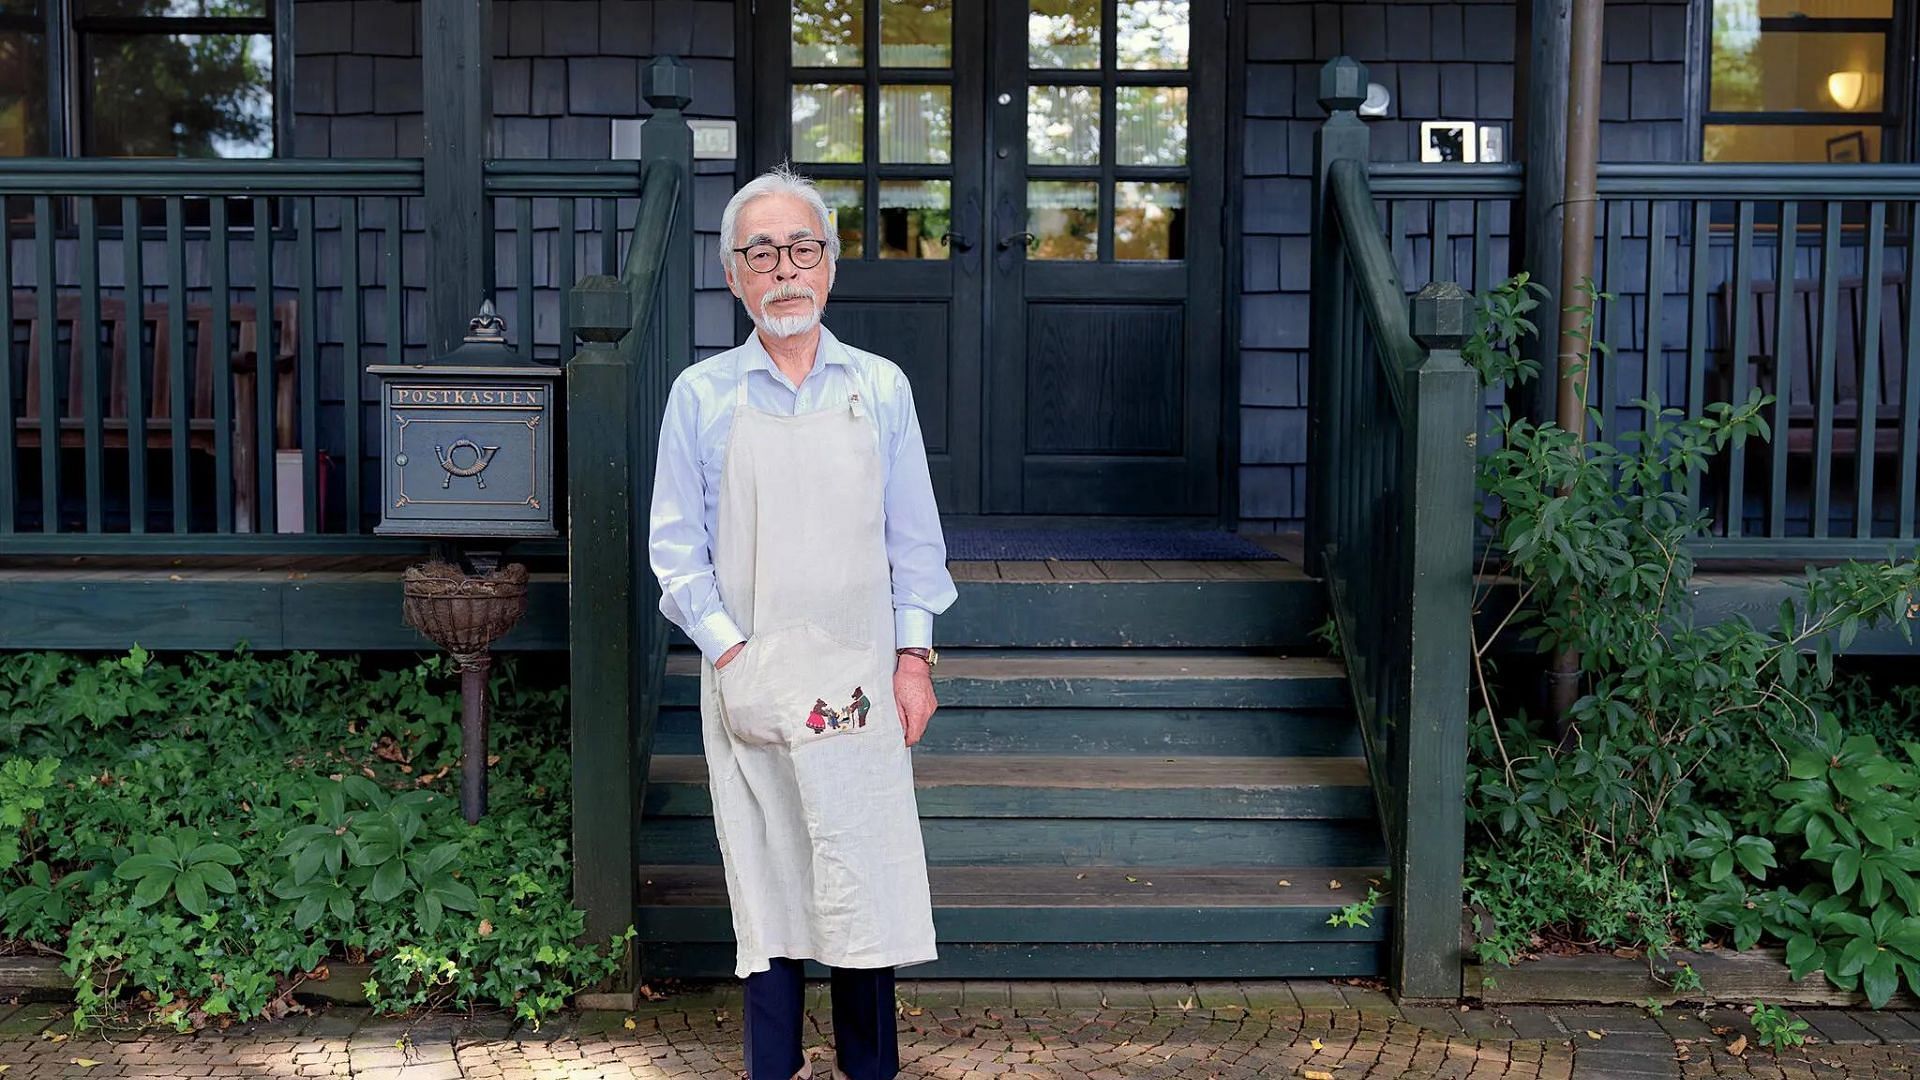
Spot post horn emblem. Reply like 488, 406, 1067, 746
436, 439, 500, 488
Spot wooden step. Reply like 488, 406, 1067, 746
662, 651, 1349, 709
638, 941, 1384, 980
635, 865, 1389, 943
650, 705, 1363, 757
658, 574, 1325, 650
643, 753, 1373, 819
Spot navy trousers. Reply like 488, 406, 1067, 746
742, 957, 897, 1080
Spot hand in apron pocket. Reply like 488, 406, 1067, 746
716, 622, 882, 749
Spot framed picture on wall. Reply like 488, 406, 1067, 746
1827, 131, 1867, 163
1420, 121, 1479, 163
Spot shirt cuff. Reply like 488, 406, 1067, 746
894, 607, 935, 650
690, 610, 747, 665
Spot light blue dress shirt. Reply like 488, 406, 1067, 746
648, 326, 958, 664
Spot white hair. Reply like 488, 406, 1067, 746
717, 163, 841, 272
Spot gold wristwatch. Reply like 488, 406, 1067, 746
896, 646, 938, 667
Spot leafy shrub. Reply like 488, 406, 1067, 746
1461, 277, 1920, 1005
0, 647, 629, 1028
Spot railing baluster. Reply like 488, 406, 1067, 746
298, 196, 320, 531
1901, 238, 1920, 540
1644, 201, 1666, 408
599, 196, 617, 274
253, 196, 276, 529
166, 198, 188, 532
384, 197, 404, 363
1727, 201, 1756, 538
1855, 200, 1886, 540
124, 196, 146, 533
1430, 199, 1451, 291
1769, 199, 1800, 539
1812, 202, 1841, 540
34, 195, 58, 533
1, 203, 16, 534
342, 196, 363, 535
558, 197, 576, 358
516, 197, 534, 355
77, 197, 102, 533
209, 198, 234, 533
1472, 200, 1492, 297
1601, 198, 1626, 440
1686, 200, 1712, 521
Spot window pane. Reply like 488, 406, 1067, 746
81, 0, 267, 16
880, 180, 951, 260
1028, 180, 1097, 260
1116, 86, 1186, 166
1116, 182, 1184, 260
0, 31, 46, 156
882, 0, 951, 67
1757, 0, 1889, 15
1029, 0, 1099, 69
794, 0, 863, 67
1710, 14, 1885, 112
1118, 0, 1188, 69
0, 0, 41, 14
792, 83, 864, 163
1028, 85, 1099, 166
817, 178, 865, 259
88, 33, 273, 157
880, 84, 951, 163
1704, 123, 1881, 162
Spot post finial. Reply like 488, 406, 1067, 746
1411, 281, 1473, 350
643, 56, 694, 112
1318, 57, 1369, 114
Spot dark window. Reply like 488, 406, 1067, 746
0, 0, 48, 155
1702, 0, 1905, 162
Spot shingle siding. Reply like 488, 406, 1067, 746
1236, 0, 1694, 532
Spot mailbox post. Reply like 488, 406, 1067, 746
370, 301, 558, 822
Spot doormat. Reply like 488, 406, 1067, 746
942, 527, 1282, 562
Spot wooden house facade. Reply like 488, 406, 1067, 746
3, 0, 1918, 999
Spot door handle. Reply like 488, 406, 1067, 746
998, 231, 1036, 252
941, 231, 974, 253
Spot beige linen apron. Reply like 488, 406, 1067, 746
700, 370, 938, 979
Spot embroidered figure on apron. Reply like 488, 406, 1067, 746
702, 375, 938, 978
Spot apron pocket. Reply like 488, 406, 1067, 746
716, 622, 882, 749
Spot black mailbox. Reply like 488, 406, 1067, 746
369, 302, 559, 538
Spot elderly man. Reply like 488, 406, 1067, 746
648, 165, 957, 1080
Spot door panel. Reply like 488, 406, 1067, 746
1025, 303, 1184, 454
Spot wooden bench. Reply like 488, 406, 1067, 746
1714, 273, 1908, 457
8, 292, 299, 529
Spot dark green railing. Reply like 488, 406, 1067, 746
1308, 59, 1478, 1001
1, 159, 655, 553
1368, 155, 1920, 561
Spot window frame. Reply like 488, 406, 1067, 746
1693, 0, 1916, 164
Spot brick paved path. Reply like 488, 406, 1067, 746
0, 982, 1917, 1078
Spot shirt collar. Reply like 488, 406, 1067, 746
739, 325, 850, 383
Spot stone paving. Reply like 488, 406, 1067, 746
0, 981, 1917, 1078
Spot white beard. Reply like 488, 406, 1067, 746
753, 286, 823, 338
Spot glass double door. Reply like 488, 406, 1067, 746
753, 0, 1222, 516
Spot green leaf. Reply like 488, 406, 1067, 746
174, 869, 210, 917
1866, 950, 1900, 1008
1711, 851, 1734, 883
328, 891, 355, 925
114, 854, 173, 881
1835, 849, 1863, 894
368, 859, 408, 903
187, 842, 242, 866
1838, 936, 1879, 978
292, 843, 327, 886
294, 891, 326, 931
197, 863, 237, 895
130, 868, 175, 907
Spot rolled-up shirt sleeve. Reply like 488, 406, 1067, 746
649, 374, 745, 664
882, 369, 958, 649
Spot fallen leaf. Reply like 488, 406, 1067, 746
1177, 996, 1194, 1011
1276, 879, 1292, 887
639, 984, 668, 1002
1303, 1070, 1335, 1080
71, 1060, 100, 1068
1125, 875, 1138, 882
478, 919, 493, 937
623, 1017, 636, 1030
1711, 1026, 1734, 1036
486, 754, 501, 766
1310, 1037, 1324, 1051
42, 1033, 67, 1043
1329, 880, 1342, 889
1586, 1031, 1603, 1040
1727, 1036, 1748, 1056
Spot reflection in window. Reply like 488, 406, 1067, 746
1028, 85, 1100, 166
1116, 182, 1184, 260
880, 84, 952, 163
794, 0, 863, 67
1705, 123, 1880, 162
87, 32, 273, 156
817, 178, 865, 259
1028, 0, 1099, 69
1116, 86, 1186, 166
880, 180, 951, 259
1117, 0, 1188, 69
0, 28, 46, 156
881, 0, 951, 67
1705, 0, 1895, 162
792, 83, 864, 163
1028, 180, 1097, 260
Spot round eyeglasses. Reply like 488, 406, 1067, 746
733, 239, 827, 274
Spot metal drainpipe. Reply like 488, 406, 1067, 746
1546, 0, 1605, 725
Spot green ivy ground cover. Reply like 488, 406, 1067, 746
1460, 276, 1920, 1007
0, 649, 628, 1029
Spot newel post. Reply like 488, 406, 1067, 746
641, 57, 696, 376
1397, 282, 1478, 1001
1306, 57, 1371, 572
566, 276, 638, 976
